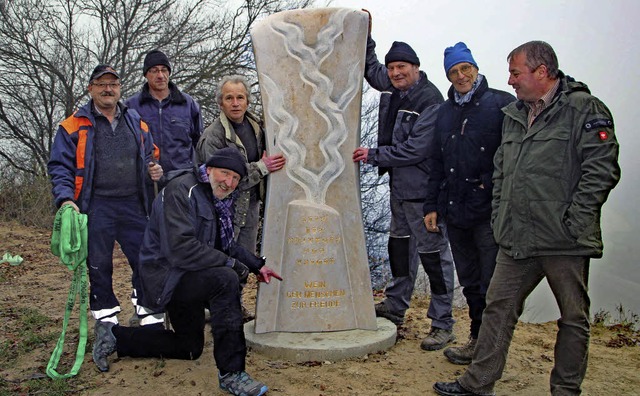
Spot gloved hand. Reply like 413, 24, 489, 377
227, 259, 249, 282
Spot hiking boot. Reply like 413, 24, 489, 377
92, 321, 117, 372
242, 305, 255, 323
374, 301, 404, 325
444, 336, 477, 365
420, 327, 455, 351
433, 380, 495, 396
219, 371, 268, 396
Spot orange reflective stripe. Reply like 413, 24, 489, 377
60, 114, 92, 135
74, 176, 83, 200
76, 129, 88, 170
60, 113, 92, 202
74, 127, 89, 200
153, 144, 160, 161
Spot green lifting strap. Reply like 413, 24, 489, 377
46, 205, 89, 379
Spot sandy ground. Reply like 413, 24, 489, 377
1, 222, 638, 395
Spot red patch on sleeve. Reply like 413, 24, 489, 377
598, 131, 608, 141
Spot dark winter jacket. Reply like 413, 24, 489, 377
364, 36, 444, 179
425, 77, 515, 227
367, 104, 441, 200
492, 73, 620, 259
125, 82, 203, 174
48, 101, 155, 213
137, 168, 264, 311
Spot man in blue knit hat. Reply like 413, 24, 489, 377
424, 42, 515, 365
353, 10, 456, 352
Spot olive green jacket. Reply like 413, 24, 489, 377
491, 74, 620, 259
196, 111, 268, 231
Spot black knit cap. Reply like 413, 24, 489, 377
90, 64, 119, 82
205, 147, 247, 178
385, 41, 420, 66
143, 50, 172, 75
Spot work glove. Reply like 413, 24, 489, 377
226, 259, 249, 282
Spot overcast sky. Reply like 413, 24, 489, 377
325, 0, 640, 321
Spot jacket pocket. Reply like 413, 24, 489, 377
528, 128, 571, 178
170, 117, 192, 142
195, 204, 216, 245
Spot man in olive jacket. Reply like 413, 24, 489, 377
434, 41, 620, 396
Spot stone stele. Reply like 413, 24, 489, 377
249, 8, 389, 347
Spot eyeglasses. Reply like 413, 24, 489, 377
448, 64, 474, 79
147, 67, 169, 74
91, 82, 121, 89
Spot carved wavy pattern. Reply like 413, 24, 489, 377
261, 9, 360, 204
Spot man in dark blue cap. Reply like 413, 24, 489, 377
90, 147, 282, 396
48, 63, 164, 367
352, 10, 456, 352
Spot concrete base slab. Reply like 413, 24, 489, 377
244, 317, 397, 363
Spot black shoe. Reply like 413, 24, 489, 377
374, 301, 404, 325
433, 381, 495, 396
92, 321, 117, 372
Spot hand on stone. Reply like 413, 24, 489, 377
352, 147, 369, 163
257, 265, 283, 284
424, 211, 440, 233
148, 162, 163, 182
261, 152, 286, 173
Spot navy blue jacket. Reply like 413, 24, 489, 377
424, 77, 515, 227
48, 101, 155, 212
125, 82, 203, 174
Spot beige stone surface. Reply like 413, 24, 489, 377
252, 8, 376, 333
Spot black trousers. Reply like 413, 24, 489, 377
447, 221, 498, 338
113, 266, 246, 373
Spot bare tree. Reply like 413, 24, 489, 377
0, 0, 312, 177
357, 88, 391, 284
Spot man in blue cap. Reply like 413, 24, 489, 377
353, 10, 456, 352
424, 42, 515, 365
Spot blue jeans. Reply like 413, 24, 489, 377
459, 250, 590, 395
447, 221, 498, 338
383, 198, 455, 330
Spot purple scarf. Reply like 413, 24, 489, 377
198, 165, 235, 251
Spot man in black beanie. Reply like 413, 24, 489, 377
126, 49, 203, 192
353, 10, 456, 352
125, 49, 203, 326
91, 147, 282, 396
